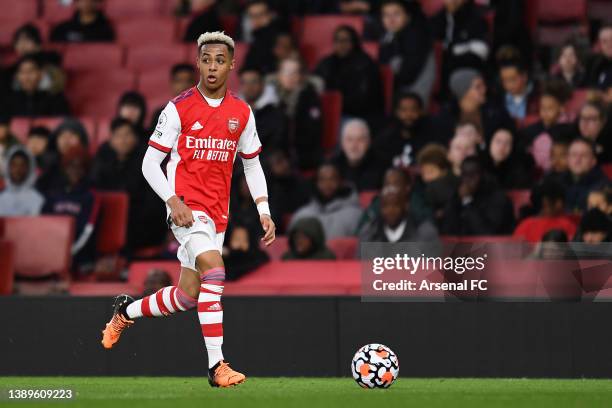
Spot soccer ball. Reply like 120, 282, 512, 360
351, 343, 399, 388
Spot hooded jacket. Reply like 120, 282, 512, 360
282, 217, 336, 260
0, 146, 44, 216
290, 186, 363, 239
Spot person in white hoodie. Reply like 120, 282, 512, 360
0, 145, 44, 216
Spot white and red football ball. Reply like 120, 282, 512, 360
351, 343, 399, 388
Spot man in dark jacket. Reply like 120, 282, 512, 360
242, 0, 288, 74
239, 67, 288, 155
379, 0, 434, 102
8, 55, 70, 117
315, 25, 383, 120
332, 118, 386, 191
183, 0, 223, 42
543, 137, 610, 213
440, 155, 515, 235
50, 0, 115, 42
586, 24, 612, 89
375, 92, 436, 167
282, 217, 336, 260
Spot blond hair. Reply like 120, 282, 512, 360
197, 31, 235, 53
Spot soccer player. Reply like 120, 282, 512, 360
100, 32, 276, 387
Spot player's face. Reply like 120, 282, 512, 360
197, 44, 234, 93
8, 155, 28, 185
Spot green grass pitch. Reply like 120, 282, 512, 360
1, 377, 612, 408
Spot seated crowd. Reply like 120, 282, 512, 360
1, 0, 612, 283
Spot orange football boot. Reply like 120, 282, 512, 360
101, 295, 134, 349
208, 361, 246, 387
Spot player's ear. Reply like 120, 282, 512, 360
230, 57, 235, 70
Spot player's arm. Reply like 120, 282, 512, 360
239, 108, 275, 246
142, 102, 194, 228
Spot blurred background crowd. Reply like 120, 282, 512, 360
1, 0, 612, 294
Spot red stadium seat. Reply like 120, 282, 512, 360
380, 65, 394, 115
220, 14, 238, 37
138, 67, 171, 94
0, 240, 15, 295
126, 44, 187, 72
602, 164, 612, 180
104, 0, 163, 20
507, 189, 532, 218
419, 0, 444, 16
564, 88, 589, 120
95, 117, 113, 149
128, 261, 181, 294
116, 18, 177, 47
0, 0, 37, 23
321, 91, 343, 153
260, 236, 289, 261
358, 190, 378, 209
531, 0, 588, 46
441, 236, 523, 244
69, 282, 137, 296
3, 216, 75, 280
518, 114, 540, 128
66, 69, 137, 102
299, 15, 364, 50
95, 192, 128, 255
362, 41, 379, 60
536, 0, 587, 23
10, 117, 31, 143
63, 44, 124, 70
328, 237, 358, 259
42, 0, 74, 23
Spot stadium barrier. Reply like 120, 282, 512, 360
1, 297, 612, 378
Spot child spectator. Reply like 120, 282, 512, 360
587, 188, 612, 216
447, 131, 477, 176
26, 126, 53, 173
290, 162, 362, 239
574, 208, 612, 244
514, 180, 577, 243
223, 224, 270, 280
50, 0, 115, 43
0, 147, 44, 216
42, 146, 99, 275
282, 217, 336, 260
498, 59, 539, 120
116, 91, 148, 142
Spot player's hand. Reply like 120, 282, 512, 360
260, 214, 276, 246
167, 196, 194, 228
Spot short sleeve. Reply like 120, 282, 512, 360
148, 102, 181, 153
237, 107, 262, 159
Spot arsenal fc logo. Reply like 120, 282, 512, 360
228, 117, 239, 133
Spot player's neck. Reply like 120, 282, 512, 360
197, 81, 226, 100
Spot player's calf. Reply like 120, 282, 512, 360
125, 286, 197, 319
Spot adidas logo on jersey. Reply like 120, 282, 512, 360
207, 302, 222, 311
191, 121, 203, 130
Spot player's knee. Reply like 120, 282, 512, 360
179, 280, 200, 300
200, 266, 226, 284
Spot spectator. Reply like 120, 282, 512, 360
379, 0, 434, 105
447, 131, 477, 176
11, 24, 64, 93
264, 150, 309, 233
229, 173, 262, 238
544, 137, 609, 213
586, 24, 612, 89
183, 0, 223, 42
149, 64, 197, 131
90, 118, 167, 253
529, 229, 571, 260
0, 146, 44, 216
26, 126, 54, 173
242, 0, 288, 74
7, 55, 70, 117
239, 67, 288, 155
50, 0, 115, 43
0, 116, 19, 178
272, 32, 300, 62
587, 188, 612, 216
455, 120, 484, 150
37, 118, 90, 194
290, 162, 362, 239
498, 59, 539, 120
223, 223, 270, 280
332, 118, 386, 191
116, 91, 148, 142
431, 0, 490, 93
513, 180, 577, 243
362, 185, 438, 242
482, 128, 534, 189
521, 80, 573, 172
549, 140, 570, 177
440, 156, 515, 235
577, 100, 611, 163
490, 0, 533, 68
436, 68, 514, 143
375, 92, 436, 167
338, 0, 382, 40
553, 40, 586, 89
143, 269, 173, 296
282, 217, 336, 260
416, 143, 458, 223
42, 146, 99, 274
269, 56, 323, 170
315, 25, 383, 119
574, 208, 612, 244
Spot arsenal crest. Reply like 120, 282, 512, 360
228, 117, 239, 133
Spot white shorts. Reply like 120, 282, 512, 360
171, 211, 225, 271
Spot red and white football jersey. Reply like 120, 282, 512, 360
148, 87, 262, 233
